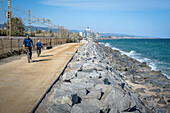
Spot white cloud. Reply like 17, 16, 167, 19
40, 0, 170, 11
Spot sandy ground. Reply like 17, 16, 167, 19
126, 80, 170, 108
0, 43, 82, 113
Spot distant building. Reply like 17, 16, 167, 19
85, 27, 91, 37
79, 31, 84, 37
93, 31, 101, 39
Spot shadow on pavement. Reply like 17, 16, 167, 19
39, 55, 53, 57
32, 59, 52, 62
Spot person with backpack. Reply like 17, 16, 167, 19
36, 40, 43, 57
23, 34, 33, 61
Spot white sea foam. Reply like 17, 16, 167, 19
129, 50, 136, 55
101, 42, 170, 79
105, 43, 112, 47
162, 73, 170, 79
112, 47, 121, 51
118, 49, 158, 71
98, 42, 104, 45
99, 42, 112, 48
109, 45, 160, 71
149, 62, 158, 71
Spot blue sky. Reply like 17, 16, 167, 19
8, 0, 170, 38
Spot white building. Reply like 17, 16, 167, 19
92, 31, 101, 39
85, 27, 91, 37
79, 31, 84, 37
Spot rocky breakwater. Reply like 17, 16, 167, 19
36, 39, 154, 113
97, 43, 170, 113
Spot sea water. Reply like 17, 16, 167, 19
99, 39, 170, 79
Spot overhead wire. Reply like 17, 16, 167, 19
0, 0, 70, 33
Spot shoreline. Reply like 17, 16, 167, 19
97, 38, 170, 40
35, 38, 169, 113
98, 42, 170, 112
98, 41, 170, 80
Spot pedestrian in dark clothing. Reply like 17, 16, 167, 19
23, 34, 33, 60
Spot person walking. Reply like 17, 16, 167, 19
23, 34, 33, 62
36, 40, 43, 57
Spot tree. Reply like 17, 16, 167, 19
50, 30, 53, 33
37, 30, 42, 33
57, 26, 69, 38
0, 28, 7, 36
5, 17, 25, 36
69, 33, 81, 42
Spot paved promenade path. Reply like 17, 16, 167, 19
0, 43, 82, 113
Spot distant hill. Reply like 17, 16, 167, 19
24, 26, 58, 33
0, 24, 5, 28
0, 24, 159, 38
69, 30, 80, 33
0, 24, 80, 33
101, 33, 142, 37
24, 26, 80, 33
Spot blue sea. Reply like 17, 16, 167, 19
99, 39, 170, 79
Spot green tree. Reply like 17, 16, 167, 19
37, 30, 42, 33
50, 30, 53, 33
5, 17, 25, 36
0, 28, 7, 36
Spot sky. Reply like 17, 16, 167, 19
6, 0, 170, 38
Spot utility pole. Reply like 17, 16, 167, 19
28, 10, 31, 35
58, 25, 60, 38
48, 19, 50, 33
6, 0, 11, 38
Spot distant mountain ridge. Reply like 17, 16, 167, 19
24, 26, 80, 33
0, 24, 159, 38
101, 33, 153, 38
0, 24, 80, 33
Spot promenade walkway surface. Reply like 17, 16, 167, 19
0, 43, 82, 113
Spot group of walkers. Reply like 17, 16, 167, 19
23, 34, 43, 63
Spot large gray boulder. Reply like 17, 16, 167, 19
102, 87, 137, 112
62, 70, 77, 81
70, 76, 102, 86
82, 99, 110, 113
49, 103, 71, 113
70, 77, 89, 83
109, 106, 119, 113
85, 89, 102, 100
71, 103, 101, 113
90, 84, 113, 95
60, 82, 94, 92
76, 71, 101, 79
82, 63, 105, 72
52, 89, 78, 106
69, 62, 83, 71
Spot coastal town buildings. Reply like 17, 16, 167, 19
79, 31, 84, 38
85, 27, 91, 37
92, 31, 101, 39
